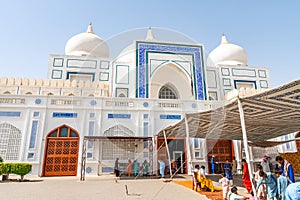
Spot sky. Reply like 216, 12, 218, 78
0, 0, 299, 87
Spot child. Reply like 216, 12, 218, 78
255, 165, 267, 200
227, 166, 233, 186
219, 173, 230, 200
275, 170, 291, 200
228, 186, 245, 200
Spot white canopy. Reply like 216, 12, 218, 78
157, 79, 300, 197
157, 79, 300, 142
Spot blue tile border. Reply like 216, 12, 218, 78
136, 41, 206, 100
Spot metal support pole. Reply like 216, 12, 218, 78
237, 97, 257, 199
163, 130, 172, 176
80, 138, 87, 181
184, 114, 192, 175
149, 138, 153, 176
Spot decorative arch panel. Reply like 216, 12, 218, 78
0, 123, 22, 161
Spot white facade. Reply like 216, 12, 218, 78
1, 24, 293, 177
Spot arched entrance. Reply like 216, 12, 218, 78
43, 125, 79, 176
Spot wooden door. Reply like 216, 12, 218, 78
207, 139, 233, 174
43, 125, 79, 176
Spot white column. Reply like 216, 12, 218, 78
237, 97, 257, 198
184, 114, 192, 175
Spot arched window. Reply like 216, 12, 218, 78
3, 91, 11, 94
47, 125, 79, 138
159, 85, 178, 99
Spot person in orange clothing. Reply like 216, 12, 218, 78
126, 159, 132, 176
241, 159, 252, 193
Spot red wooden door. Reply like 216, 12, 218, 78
43, 125, 79, 176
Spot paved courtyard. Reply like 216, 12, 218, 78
0, 175, 208, 200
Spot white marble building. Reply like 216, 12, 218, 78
0, 24, 294, 177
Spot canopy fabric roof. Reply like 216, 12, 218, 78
248, 138, 300, 148
157, 79, 300, 142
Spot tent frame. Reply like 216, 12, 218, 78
80, 136, 153, 181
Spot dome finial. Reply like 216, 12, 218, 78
87, 22, 93, 34
221, 33, 229, 44
146, 27, 155, 40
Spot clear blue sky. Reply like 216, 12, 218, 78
0, 0, 299, 87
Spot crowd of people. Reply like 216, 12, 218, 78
114, 158, 150, 177
207, 154, 297, 200
114, 154, 298, 199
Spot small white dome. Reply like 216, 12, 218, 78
207, 34, 248, 67
65, 23, 109, 57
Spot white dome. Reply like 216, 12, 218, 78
65, 24, 109, 57
207, 34, 248, 67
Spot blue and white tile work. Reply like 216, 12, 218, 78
136, 41, 206, 100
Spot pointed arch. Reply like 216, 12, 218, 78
150, 62, 192, 99
46, 124, 79, 138
0, 123, 22, 161
104, 125, 134, 137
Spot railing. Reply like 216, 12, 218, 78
51, 99, 81, 105
105, 100, 134, 107
158, 102, 181, 108
0, 98, 25, 104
